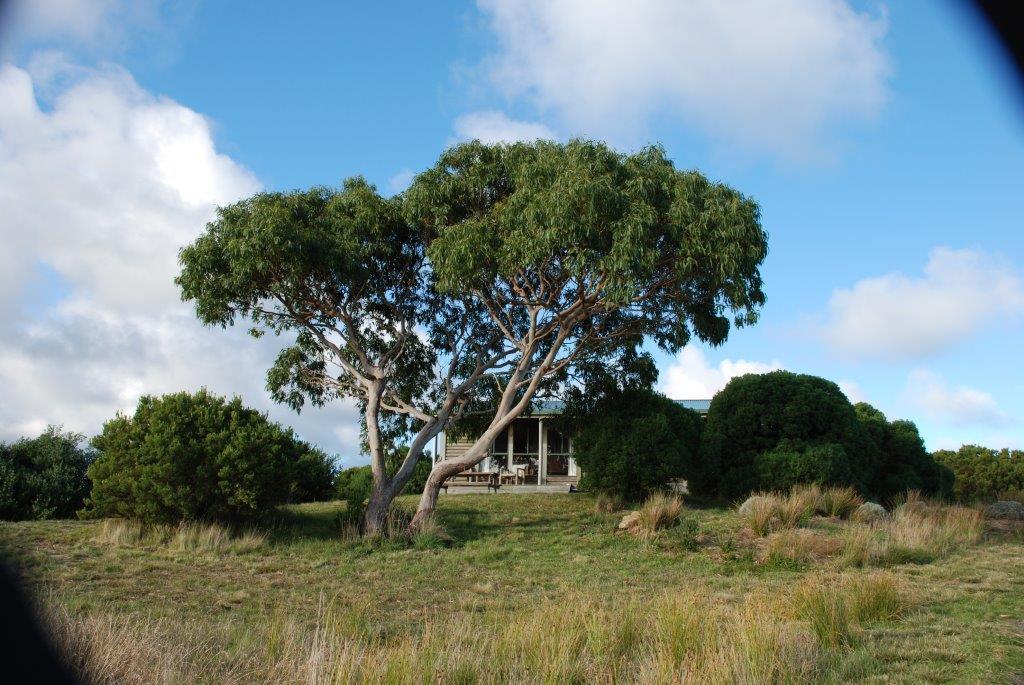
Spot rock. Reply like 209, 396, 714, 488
738, 495, 772, 517
618, 511, 641, 530
984, 500, 1024, 521
852, 501, 888, 523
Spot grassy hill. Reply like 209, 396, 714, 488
2, 493, 1023, 683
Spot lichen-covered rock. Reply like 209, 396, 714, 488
738, 495, 773, 517
617, 511, 641, 530
984, 500, 1024, 520
852, 501, 888, 523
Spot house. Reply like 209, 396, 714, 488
434, 399, 711, 492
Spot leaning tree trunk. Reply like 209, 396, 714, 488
362, 483, 396, 537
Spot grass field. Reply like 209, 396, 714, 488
2, 493, 1023, 683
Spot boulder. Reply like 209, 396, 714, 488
617, 511, 641, 530
851, 501, 888, 523
984, 500, 1024, 521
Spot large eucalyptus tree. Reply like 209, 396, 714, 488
404, 140, 768, 527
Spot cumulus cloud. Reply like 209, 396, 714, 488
823, 248, 1024, 361
905, 369, 1011, 428
0, 0, 175, 51
387, 168, 415, 195
658, 347, 783, 399
476, 0, 889, 158
0, 61, 362, 461
450, 110, 556, 145
837, 379, 866, 404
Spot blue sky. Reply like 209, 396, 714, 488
1, 0, 1022, 461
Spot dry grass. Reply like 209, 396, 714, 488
789, 572, 906, 648
593, 492, 626, 513
632, 492, 684, 540
94, 519, 266, 555
777, 487, 818, 528
816, 486, 864, 518
739, 493, 782, 536
762, 528, 843, 565
45, 583, 870, 685
840, 502, 984, 567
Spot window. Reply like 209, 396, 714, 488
546, 426, 571, 455
511, 418, 539, 464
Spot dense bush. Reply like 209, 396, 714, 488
85, 390, 333, 525
854, 404, 953, 500
933, 445, 1024, 502
570, 388, 703, 502
696, 372, 879, 499
0, 427, 94, 520
289, 448, 338, 503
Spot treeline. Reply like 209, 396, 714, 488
1, 390, 336, 524
573, 370, 1016, 505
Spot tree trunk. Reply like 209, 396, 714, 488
362, 483, 394, 537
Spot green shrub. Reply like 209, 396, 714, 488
753, 442, 855, 493
855, 404, 953, 500
289, 448, 338, 503
932, 444, 1024, 503
334, 465, 373, 522
697, 372, 879, 499
570, 388, 702, 502
85, 390, 328, 525
0, 426, 94, 520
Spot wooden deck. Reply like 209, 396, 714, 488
442, 481, 578, 495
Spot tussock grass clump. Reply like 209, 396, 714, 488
94, 519, 266, 555
593, 492, 626, 514
634, 493, 684, 539
790, 572, 906, 648
777, 488, 817, 528
839, 502, 984, 567
817, 486, 864, 518
739, 493, 782, 536
763, 528, 843, 565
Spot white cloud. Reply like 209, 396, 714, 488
905, 369, 1011, 428
387, 168, 415, 195
0, 60, 362, 462
823, 248, 1024, 361
837, 379, 866, 404
658, 347, 783, 399
450, 110, 556, 145
476, 0, 889, 158
1, 0, 171, 50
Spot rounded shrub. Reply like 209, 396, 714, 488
85, 390, 332, 525
696, 371, 880, 499
570, 388, 703, 502
0, 426, 94, 521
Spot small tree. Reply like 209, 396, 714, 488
0, 427, 94, 521
85, 390, 328, 525
568, 388, 702, 502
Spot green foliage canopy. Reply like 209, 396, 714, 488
854, 403, 953, 500
85, 390, 335, 525
697, 371, 880, 499
933, 445, 1024, 502
569, 388, 703, 502
0, 426, 94, 521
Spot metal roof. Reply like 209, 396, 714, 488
530, 398, 711, 415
